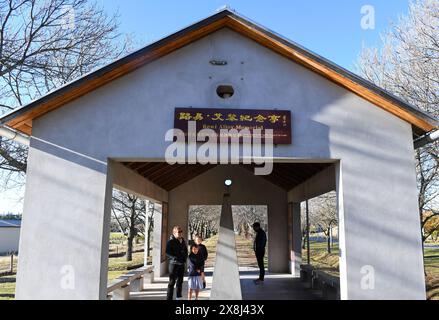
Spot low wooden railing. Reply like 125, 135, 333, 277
107, 265, 154, 300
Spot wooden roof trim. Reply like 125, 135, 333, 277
3, 15, 229, 130
1, 10, 436, 134
224, 16, 436, 132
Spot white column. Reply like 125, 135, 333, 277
336, 159, 426, 300
16, 144, 112, 299
152, 202, 165, 278
335, 161, 349, 300
211, 191, 242, 300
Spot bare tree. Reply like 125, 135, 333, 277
301, 203, 308, 250
301, 201, 321, 250
309, 193, 337, 253
0, 0, 128, 187
187, 205, 268, 241
232, 205, 267, 239
357, 0, 439, 245
145, 202, 154, 258
111, 189, 146, 261
188, 205, 220, 241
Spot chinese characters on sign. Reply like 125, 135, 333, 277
174, 108, 292, 144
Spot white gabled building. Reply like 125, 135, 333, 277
0, 220, 21, 254
0, 9, 437, 300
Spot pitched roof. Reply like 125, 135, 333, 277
0, 9, 437, 136
0, 220, 21, 228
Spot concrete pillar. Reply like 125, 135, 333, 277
140, 277, 147, 291
15, 144, 112, 300
112, 285, 130, 300
211, 190, 242, 300
141, 272, 154, 287
335, 161, 426, 300
288, 202, 302, 277
335, 162, 348, 299
130, 278, 142, 292
152, 204, 166, 277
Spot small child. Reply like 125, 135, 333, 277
187, 244, 204, 300
194, 234, 208, 289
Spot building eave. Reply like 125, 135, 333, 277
0, 9, 437, 136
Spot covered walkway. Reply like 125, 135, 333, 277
129, 268, 322, 300
5, 8, 434, 300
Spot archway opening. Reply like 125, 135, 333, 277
187, 205, 268, 270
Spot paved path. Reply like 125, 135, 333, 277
240, 270, 322, 300
130, 267, 322, 300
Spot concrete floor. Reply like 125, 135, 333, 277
129, 267, 323, 300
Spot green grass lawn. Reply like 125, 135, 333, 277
203, 233, 268, 268
302, 240, 340, 277
0, 254, 18, 300
0, 254, 18, 274
0, 275, 15, 300
303, 240, 439, 300
424, 246, 439, 300
106, 237, 152, 282
107, 250, 151, 282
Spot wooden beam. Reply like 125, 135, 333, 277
160, 164, 216, 190
138, 162, 169, 177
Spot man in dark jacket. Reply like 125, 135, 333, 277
166, 225, 188, 300
252, 222, 267, 284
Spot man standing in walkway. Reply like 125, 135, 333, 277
166, 225, 188, 300
252, 222, 267, 285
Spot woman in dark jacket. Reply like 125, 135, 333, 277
187, 244, 204, 300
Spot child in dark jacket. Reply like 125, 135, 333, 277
195, 234, 208, 288
187, 244, 204, 300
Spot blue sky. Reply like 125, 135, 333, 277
101, 0, 410, 71
0, 0, 412, 215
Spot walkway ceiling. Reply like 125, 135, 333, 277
122, 162, 332, 191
